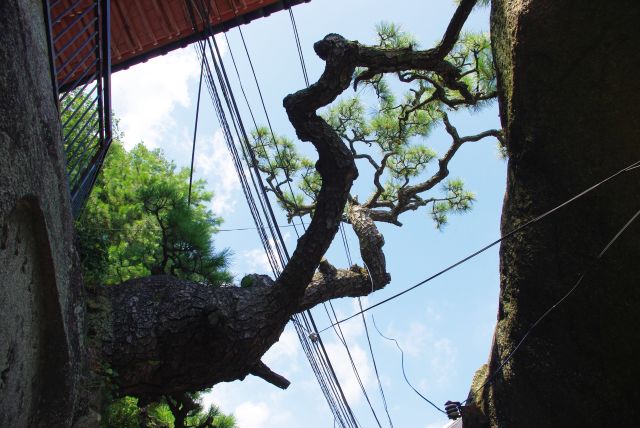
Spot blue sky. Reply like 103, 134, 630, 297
111, 1, 505, 426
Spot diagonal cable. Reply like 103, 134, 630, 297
320, 159, 640, 332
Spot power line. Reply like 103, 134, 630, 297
361, 263, 394, 427
223, 12, 367, 427
185, 2, 362, 425
188, 51, 205, 206
285, 7, 396, 426
359, 298, 394, 428
324, 301, 384, 428
235, 25, 308, 239
319, 159, 640, 333
289, 8, 310, 87
372, 316, 447, 414
186, 0, 283, 278
223, 30, 359, 428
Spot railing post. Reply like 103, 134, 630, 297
102, 0, 112, 144
96, 0, 105, 145
43, 0, 60, 108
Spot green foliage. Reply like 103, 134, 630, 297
387, 146, 437, 179
185, 403, 238, 428
76, 141, 231, 286
431, 179, 476, 228
448, 32, 496, 101
102, 395, 237, 428
249, 24, 498, 229
102, 396, 140, 428
77, 140, 233, 428
375, 22, 419, 49
248, 127, 314, 217
240, 274, 254, 288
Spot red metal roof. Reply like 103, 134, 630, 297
50, 0, 309, 91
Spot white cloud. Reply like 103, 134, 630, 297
384, 321, 429, 358
241, 247, 272, 274
380, 318, 457, 385
112, 47, 200, 149
234, 401, 270, 428
209, 33, 228, 60
202, 381, 296, 428
430, 338, 457, 383
194, 130, 240, 215
240, 235, 292, 275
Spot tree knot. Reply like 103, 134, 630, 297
314, 33, 348, 60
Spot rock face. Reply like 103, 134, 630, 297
465, 0, 640, 426
0, 0, 84, 426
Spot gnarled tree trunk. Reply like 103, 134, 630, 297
464, 0, 640, 426
98, 0, 481, 399
99, 32, 391, 401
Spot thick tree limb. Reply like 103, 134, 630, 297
101, 32, 372, 401
102, 203, 392, 400
103, 256, 387, 398
353, 0, 478, 87
276, 34, 359, 306
98, 2, 478, 400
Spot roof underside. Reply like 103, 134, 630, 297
50, 0, 309, 91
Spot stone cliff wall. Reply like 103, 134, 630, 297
465, 0, 640, 426
0, 0, 85, 425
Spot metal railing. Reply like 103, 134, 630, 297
45, 0, 112, 218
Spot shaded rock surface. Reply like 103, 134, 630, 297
0, 0, 85, 425
465, 0, 640, 426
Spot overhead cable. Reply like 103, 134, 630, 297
185, 1, 361, 425
319, 159, 640, 333
463, 203, 640, 403
324, 301, 384, 428
286, 8, 396, 426
372, 316, 447, 415
188, 51, 205, 206
223, 14, 361, 427
236, 25, 307, 238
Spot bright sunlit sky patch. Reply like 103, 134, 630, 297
111, 1, 505, 426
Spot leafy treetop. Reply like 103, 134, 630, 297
76, 141, 231, 286
249, 24, 501, 229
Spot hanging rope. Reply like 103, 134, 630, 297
372, 317, 447, 415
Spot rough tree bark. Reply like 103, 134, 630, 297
100, 0, 480, 401
462, 0, 640, 426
